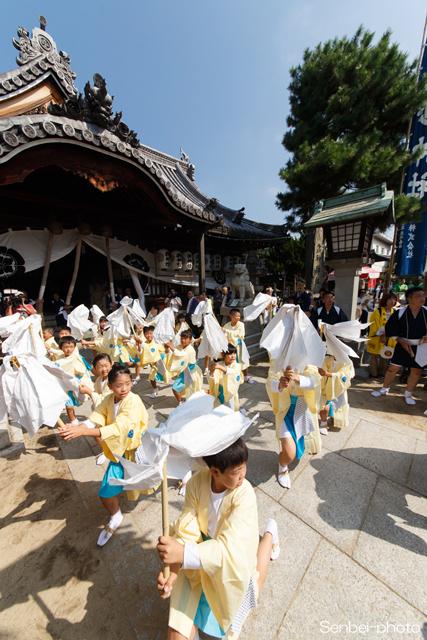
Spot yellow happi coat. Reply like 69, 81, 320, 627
169, 467, 259, 639
167, 344, 203, 398
208, 361, 243, 411
138, 339, 171, 383
91, 375, 113, 408
89, 392, 149, 500
56, 349, 94, 404
45, 335, 59, 361
367, 307, 397, 355
266, 364, 322, 454
320, 356, 354, 428
223, 321, 249, 370
94, 330, 120, 362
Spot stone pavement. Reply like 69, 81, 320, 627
52, 362, 427, 638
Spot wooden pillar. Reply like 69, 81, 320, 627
198, 232, 205, 294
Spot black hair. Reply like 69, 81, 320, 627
108, 363, 131, 384
143, 325, 154, 335
202, 438, 248, 474
99, 316, 108, 323
222, 343, 237, 355
406, 286, 425, 299
42, 325, 54, 334
59, 336, 77, 347
230, 308, 241, 316
58, 325, 71, 333
93, 353, 112, 367
151, 305, 160, 312
177, 313, 186, 321
180, 328, 193, 339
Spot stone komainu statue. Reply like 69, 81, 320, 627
230, 264, 255, 303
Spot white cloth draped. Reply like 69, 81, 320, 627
110, 392, 258, 491
243, 293, 272, 322
197, 314, 229, 359
153, 307, 176, 344
321, 320, 370, 363
67, 304, 93, 340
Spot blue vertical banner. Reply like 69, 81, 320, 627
395, 37, 427, 276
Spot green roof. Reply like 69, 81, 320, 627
305, 183, 395, 228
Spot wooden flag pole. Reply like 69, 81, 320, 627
162, 459, 170, 579
124, 305, 137, 339
65, 233, 82, 306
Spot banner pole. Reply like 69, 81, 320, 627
162, 459, 170, 579
385, 12, 427, 289
105, 237, 116, 310
65, 233, 82, 306
36, 231, 54, 318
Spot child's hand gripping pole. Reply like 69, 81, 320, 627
162, 458, 170, 579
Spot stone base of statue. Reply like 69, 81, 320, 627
220, 301, 266, 362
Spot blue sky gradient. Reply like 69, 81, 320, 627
1, 1, 426, 225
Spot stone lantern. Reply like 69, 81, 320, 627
304, 183, 394, 319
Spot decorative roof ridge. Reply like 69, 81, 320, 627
0, 17, 77, 101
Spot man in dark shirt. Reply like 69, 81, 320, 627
372, 287, 427, 405
309, 292, 348, 331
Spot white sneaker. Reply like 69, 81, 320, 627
319, 427, 328, 435
149, 391, 158, 399
245, 377, 255, 385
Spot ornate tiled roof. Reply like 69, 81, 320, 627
0, 16, 287, 241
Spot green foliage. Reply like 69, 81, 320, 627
394, 193, 427, 225
278, 26, 427, 232
265, 235, 306, 282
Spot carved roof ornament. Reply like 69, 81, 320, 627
11, 16, 77, 96
48, 73, 140, 147
180, 147, 195, 181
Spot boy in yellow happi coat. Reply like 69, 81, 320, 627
133, 325, 171, 398
56, 336, 94, 424
222, 309, 254, 384
266, 362, 321, 489
166, 329, 203, 405
42, 325, 58, 360
318, 355, 355, 435
59, 364, 149, 546
208, 344, 243, 411
157, 438, 279, 639
79, 353, 113, 466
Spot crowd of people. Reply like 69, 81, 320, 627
1, 274, 426, 640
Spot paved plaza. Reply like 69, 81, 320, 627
1, 360, 427, 639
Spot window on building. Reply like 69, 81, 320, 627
381, 247, 385, 254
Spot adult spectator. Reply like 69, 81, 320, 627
299, 286, 312, 312
164, 288, 182, 314
106, 291, 119, 312
185, 290, 199, 335
372, 287, 427, 404
5, 291, 37, 318
309, 291, 348, 331
212, 286, 222, 322
366, 293, 397, 379
51, 292, 72, 326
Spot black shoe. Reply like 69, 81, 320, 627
370, 375, 379, 380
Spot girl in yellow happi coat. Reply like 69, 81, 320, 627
166, 329, 203, 405
56, 335, 94, 424
222, 309, 254, 384
174, 312, 191, 346
59, 364, 149, 547
318, 355, 355, 435
156, 438, 280, 640
266, 362, 321, 489
208, 343, 243, 411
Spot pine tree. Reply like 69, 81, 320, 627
277, 27, 427, 232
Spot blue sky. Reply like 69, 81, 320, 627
1, 1, 426, 225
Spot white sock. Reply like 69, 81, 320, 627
97, 508, 123, 547
149, 390, 158, 398
278, 463, 291, 488
319, 427, 328, 435
264, 518, 280, 560
70, 419, 79, 425
96, 453, 107, 465
135, 376, 140, 381
371, 387, 389, 397
240, 408, 247, 416
405, 390, 416, 405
